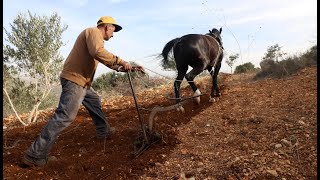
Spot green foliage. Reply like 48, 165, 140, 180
38, 91, 60, 110
261, 44, 287, 62
160, 53, 176, 71
255, 44, 317, 79
3, 10, 67, 118
3, 80, 59, 117
92, 72, 118, 91
299, 44, 317, 66
4, 10, 67, 80
92, 61, 149, 94
234, 62, 256, 74
3, 78, 33, 117
225, 53, 239, 73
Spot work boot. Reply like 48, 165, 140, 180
22, 154, 57, 167
96, 127, 116, 139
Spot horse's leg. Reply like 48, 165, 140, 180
209, 62, 222, 102
213, 62, 222, 96
207, 66, 214, 102
185, 67, 203, 105
175, 69, 187, 112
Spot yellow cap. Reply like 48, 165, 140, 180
97, 16, 122, 32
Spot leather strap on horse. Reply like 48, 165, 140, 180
205, 34, 223, 68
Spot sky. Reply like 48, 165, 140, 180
3, 0, 317, 78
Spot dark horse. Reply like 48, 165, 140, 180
161, 27, 224, 111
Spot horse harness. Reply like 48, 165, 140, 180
205, 34, 223, 68
172, 33, 223, 69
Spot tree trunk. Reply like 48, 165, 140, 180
27, 101, 40, 123
27, 87, 52, 123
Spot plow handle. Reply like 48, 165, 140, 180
127, 72, 149, 144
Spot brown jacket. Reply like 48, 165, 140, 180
60, 27, 124, 88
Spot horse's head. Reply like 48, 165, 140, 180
207, 27, 223, 49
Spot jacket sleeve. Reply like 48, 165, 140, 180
107, 64, 122, 71
86, 29, 124, 66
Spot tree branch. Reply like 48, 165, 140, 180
3, 87, 28, 126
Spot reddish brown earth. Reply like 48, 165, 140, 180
3, 67, 317, 179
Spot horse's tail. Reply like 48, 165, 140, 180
161, 38, 180, 65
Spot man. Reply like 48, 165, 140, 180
22, 16, 141, 166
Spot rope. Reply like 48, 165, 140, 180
142, 67, 175, 80
143, 67, 209, 83
132, 68, 213, 102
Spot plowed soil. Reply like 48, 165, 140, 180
3, 66, 317, 179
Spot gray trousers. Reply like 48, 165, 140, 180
26, 78, 110, 159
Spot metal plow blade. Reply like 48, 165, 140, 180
133, 126, 162, 158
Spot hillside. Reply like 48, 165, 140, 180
3, 66, 317, 179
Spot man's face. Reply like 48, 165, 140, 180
104, 24, 115, 41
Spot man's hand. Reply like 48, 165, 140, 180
132, 66, 145, 73
119, 61, 132, 71
117, 62, 145, 73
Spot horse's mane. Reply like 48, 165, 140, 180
205, 31, 224, 49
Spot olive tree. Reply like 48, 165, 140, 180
261, 44, 286, 62
225, 53, 239, 73
3, 10, 68, 125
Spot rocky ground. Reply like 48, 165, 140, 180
3, 66, 317, 179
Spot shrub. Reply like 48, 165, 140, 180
234, 62, 257, 74
255, 44, 317, 79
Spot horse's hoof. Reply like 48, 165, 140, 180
193, 89, 201, 105
209, 97, 216, 102
176, 105, 185, 113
